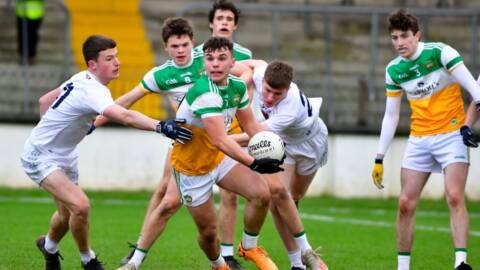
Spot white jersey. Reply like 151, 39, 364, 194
26, 71, 114, 156
252, 65, 327, 144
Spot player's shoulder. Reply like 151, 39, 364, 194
70, 71, 104, 90
189, 75, 211, 94
152, 59, 176, 73
385, 56, 404, 72
228, 74, 246, 87
233, 42, 252, 60
423, 41, 448, 50
233, 43, 252, 55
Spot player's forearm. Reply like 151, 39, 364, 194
103, 105, 157, 131
377, 97, 401, 156
121, 110, 157, 131
464, 101, 479, 128
213, 134, 254, 166
229, 133, 250, 147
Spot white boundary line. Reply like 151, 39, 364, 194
1, 196, 479, 237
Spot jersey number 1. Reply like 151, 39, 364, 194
52, 82, 74, 109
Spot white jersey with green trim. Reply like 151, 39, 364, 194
385, 42, 465, 136
140, 50, 204, 106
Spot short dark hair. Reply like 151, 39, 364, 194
264, 60, 293, 90
202, 37, 233, 54
388, 9, 419, 34
208, 0, 240, 25
161, 17, 194, 43
82, 35, 116, 66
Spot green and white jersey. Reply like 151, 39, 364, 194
171, 74, 249, 175
195, 42, 252, 61
385, 42, 464, 136
140, 50, 204, 105
176, 74, 249, 130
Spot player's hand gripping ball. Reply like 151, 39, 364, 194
248, 131, 285, 161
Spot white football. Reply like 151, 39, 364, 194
248, 131, 285, 161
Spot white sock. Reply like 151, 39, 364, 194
397, 253, 410, 270
454, 249, 467, 268
80, 249, 95, 264
44, 235, 58, 254
130, 249, 147, 269
220, 243, 234, 257
288, 249, 305, 269
294, 232, 312, 252
241, 231, 258, 250
210, 254, 226, 268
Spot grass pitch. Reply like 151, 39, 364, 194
0, 187, 478, 269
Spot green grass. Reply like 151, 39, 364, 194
0, 188, 479, 269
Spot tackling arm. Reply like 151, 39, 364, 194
102, 104, 157, 131
94, 85, 149, 128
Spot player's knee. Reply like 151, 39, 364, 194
198, 224, 217, 243
398, 196, 415, 216
445, 190, 464, 208
71, 197, 90, 219
162, 195, 181, 214
270, 185, 290, 203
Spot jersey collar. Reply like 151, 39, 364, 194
402, 42, 424, 62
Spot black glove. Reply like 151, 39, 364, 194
86, 123, 96, 135
249, 158, 284, 174
476, 102, 480, 111
460, 125, 478, 148
156, 119, 192, 144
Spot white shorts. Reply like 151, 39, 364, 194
173, 156, 237, 207
284, 126, 328, 176
20, 142, 79, 185
402, 130, 468, 173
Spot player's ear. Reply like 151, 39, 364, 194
87, 59, 97, 71
414, 31, 421, 41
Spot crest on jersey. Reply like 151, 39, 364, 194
424, 61, 434, 69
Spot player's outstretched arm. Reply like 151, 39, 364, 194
38, 87, 60, 116
94, 85, 149, 128
102, 104, 192, 143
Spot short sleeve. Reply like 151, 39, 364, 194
140, 68, 161, 93
440, 45, 463, 72
86, 87, 114, 115
385, 68, 402, 97
190, 92, 223, 118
